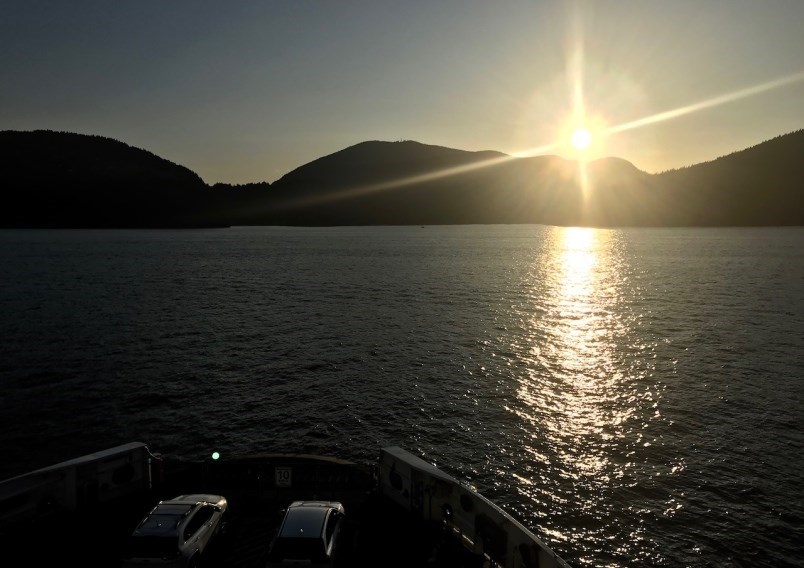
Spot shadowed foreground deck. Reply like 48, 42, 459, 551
0, 445, 570, 568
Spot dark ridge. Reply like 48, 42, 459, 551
651, 129, 804, 226
275, 140, 508, 187
0, 130, 220, 228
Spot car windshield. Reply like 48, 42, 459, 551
126, 535, 179, 559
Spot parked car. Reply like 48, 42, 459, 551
122, 493, 228, 568
266, 500, 345, 566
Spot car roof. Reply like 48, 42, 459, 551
132, 494, 228, 538
134, 504, 194, 537
279, 507, 328, 538
279, 506, 331, 538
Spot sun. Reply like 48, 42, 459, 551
571, 127, 592, 150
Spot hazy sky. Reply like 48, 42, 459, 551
2, 1, 803, 184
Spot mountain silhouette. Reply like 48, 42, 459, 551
2, 128, 803, 227
261, 142, 656, 226
650, 131, 804, 225
0, 130, 219, 228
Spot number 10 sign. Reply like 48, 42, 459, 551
275, 466, 292, 487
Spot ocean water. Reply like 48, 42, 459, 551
1, 225, 802, 567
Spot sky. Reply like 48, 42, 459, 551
2, 1, 803, 185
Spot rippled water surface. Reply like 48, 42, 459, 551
1, 225, 802, 567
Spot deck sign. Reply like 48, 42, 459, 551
275, 466, 292, 487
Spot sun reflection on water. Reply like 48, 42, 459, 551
503, 225, 676, 563
513, 226, 641, 480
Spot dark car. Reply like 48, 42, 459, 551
122, 493, 228, 568
266, 500, 345, 566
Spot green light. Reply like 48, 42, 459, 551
211, 452, 220, 460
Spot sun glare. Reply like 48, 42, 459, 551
571, 127, 592, 150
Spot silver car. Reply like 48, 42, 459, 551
266, 500, 345, 566
122, 493, 228, 568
